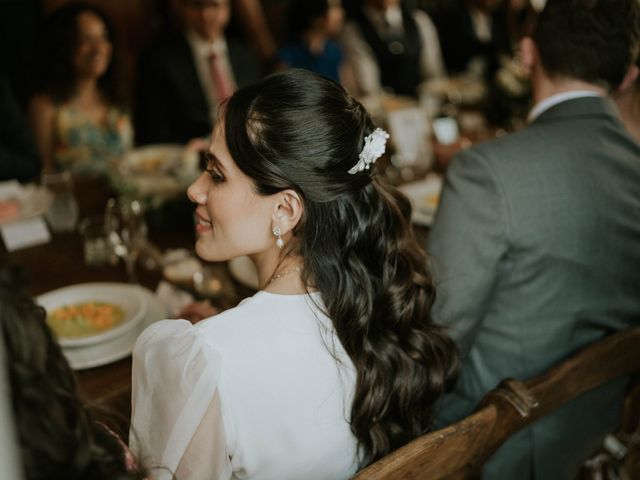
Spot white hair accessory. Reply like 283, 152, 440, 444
348, 128, 390, 175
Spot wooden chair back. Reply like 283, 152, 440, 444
352, 327, 640, 480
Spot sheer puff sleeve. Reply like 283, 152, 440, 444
130, 319, 232, 480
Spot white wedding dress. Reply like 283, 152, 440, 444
130, 291, 360, 480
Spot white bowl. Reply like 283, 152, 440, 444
37, 283, 148, 348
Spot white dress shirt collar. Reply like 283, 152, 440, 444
185, 29, 235, 120
528, 90, 603, 123
185, 28, 227, 57
363, 5, 403, 32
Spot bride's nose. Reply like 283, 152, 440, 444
187, 175, 208, 205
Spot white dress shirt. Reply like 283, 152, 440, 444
186, 29, 237, 121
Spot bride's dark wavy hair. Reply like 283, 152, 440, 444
0, 292, 147, 480
224, 69, 459, 465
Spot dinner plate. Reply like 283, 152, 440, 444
37, 283, 148, 348
112, 145, 199, 202
59, 285, 168, 370
228, 256, 259, 290
398, 174, 443, 227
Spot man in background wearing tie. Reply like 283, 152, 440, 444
428, 0, 640, 478
135, 0, 261, 145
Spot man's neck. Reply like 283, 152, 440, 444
532, 71, 607, 105
187, 28, 223, 46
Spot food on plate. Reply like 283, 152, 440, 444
47, 301, 125, 338
423, 191, 440, 210
0, 198, 20, 223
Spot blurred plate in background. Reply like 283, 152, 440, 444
110, 144, 199, 206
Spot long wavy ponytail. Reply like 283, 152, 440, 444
225, 69, 459, 466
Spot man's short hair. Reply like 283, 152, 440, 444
532, 0, 640, 90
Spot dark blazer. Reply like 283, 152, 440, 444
432, 3, 510, 78
428, 96, 640, 479
134, 32, 261, 145
352, 6, 423, 97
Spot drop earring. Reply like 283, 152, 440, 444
273, 226, 284, 249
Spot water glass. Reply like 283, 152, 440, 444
105, 198, 148, 283
78, 216, 117, 267
42, 172, 79, 232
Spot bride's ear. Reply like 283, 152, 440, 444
272, 189, 303, 236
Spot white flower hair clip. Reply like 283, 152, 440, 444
348, 128, 390, 175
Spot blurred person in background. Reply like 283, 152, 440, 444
341, 0, 445, 99
28, 3, 133, 177
432, 0, 511, 80
233, 0, 280, 68
431, 0, 533, 125
134, 0, 261, 145
277, 0, 349, 84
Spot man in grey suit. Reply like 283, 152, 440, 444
428, 0, 640, 478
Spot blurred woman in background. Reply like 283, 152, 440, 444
277, 0, 348, 84
28, 3, 132, 176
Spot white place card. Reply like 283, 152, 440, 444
0, 216, 51, 251
386, 107, 433, 169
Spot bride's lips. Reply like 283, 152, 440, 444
194, 211, 212, 233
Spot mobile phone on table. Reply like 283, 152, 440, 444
432, 116, 460, 145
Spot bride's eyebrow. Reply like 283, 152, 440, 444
210, 152, 228, 173
201, 151, 227, 173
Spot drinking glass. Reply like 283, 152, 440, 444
105, 198, 148, 283
42, 172, 79, 232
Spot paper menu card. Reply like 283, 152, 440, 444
386, 107, 433, 169
1, 216, 51, 251
0, 180, 51, 251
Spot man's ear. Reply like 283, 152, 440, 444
519, 36, 538, 76
272, 189, 303, 237
617, 64, 639, 93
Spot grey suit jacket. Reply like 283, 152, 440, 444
428, 96, 640, 479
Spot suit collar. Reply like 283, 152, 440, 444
532, 95, 620, 125
528, 91, 602, 122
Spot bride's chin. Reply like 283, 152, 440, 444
194, 241, 225, 263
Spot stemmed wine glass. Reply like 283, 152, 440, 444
105, 197, 148, 284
